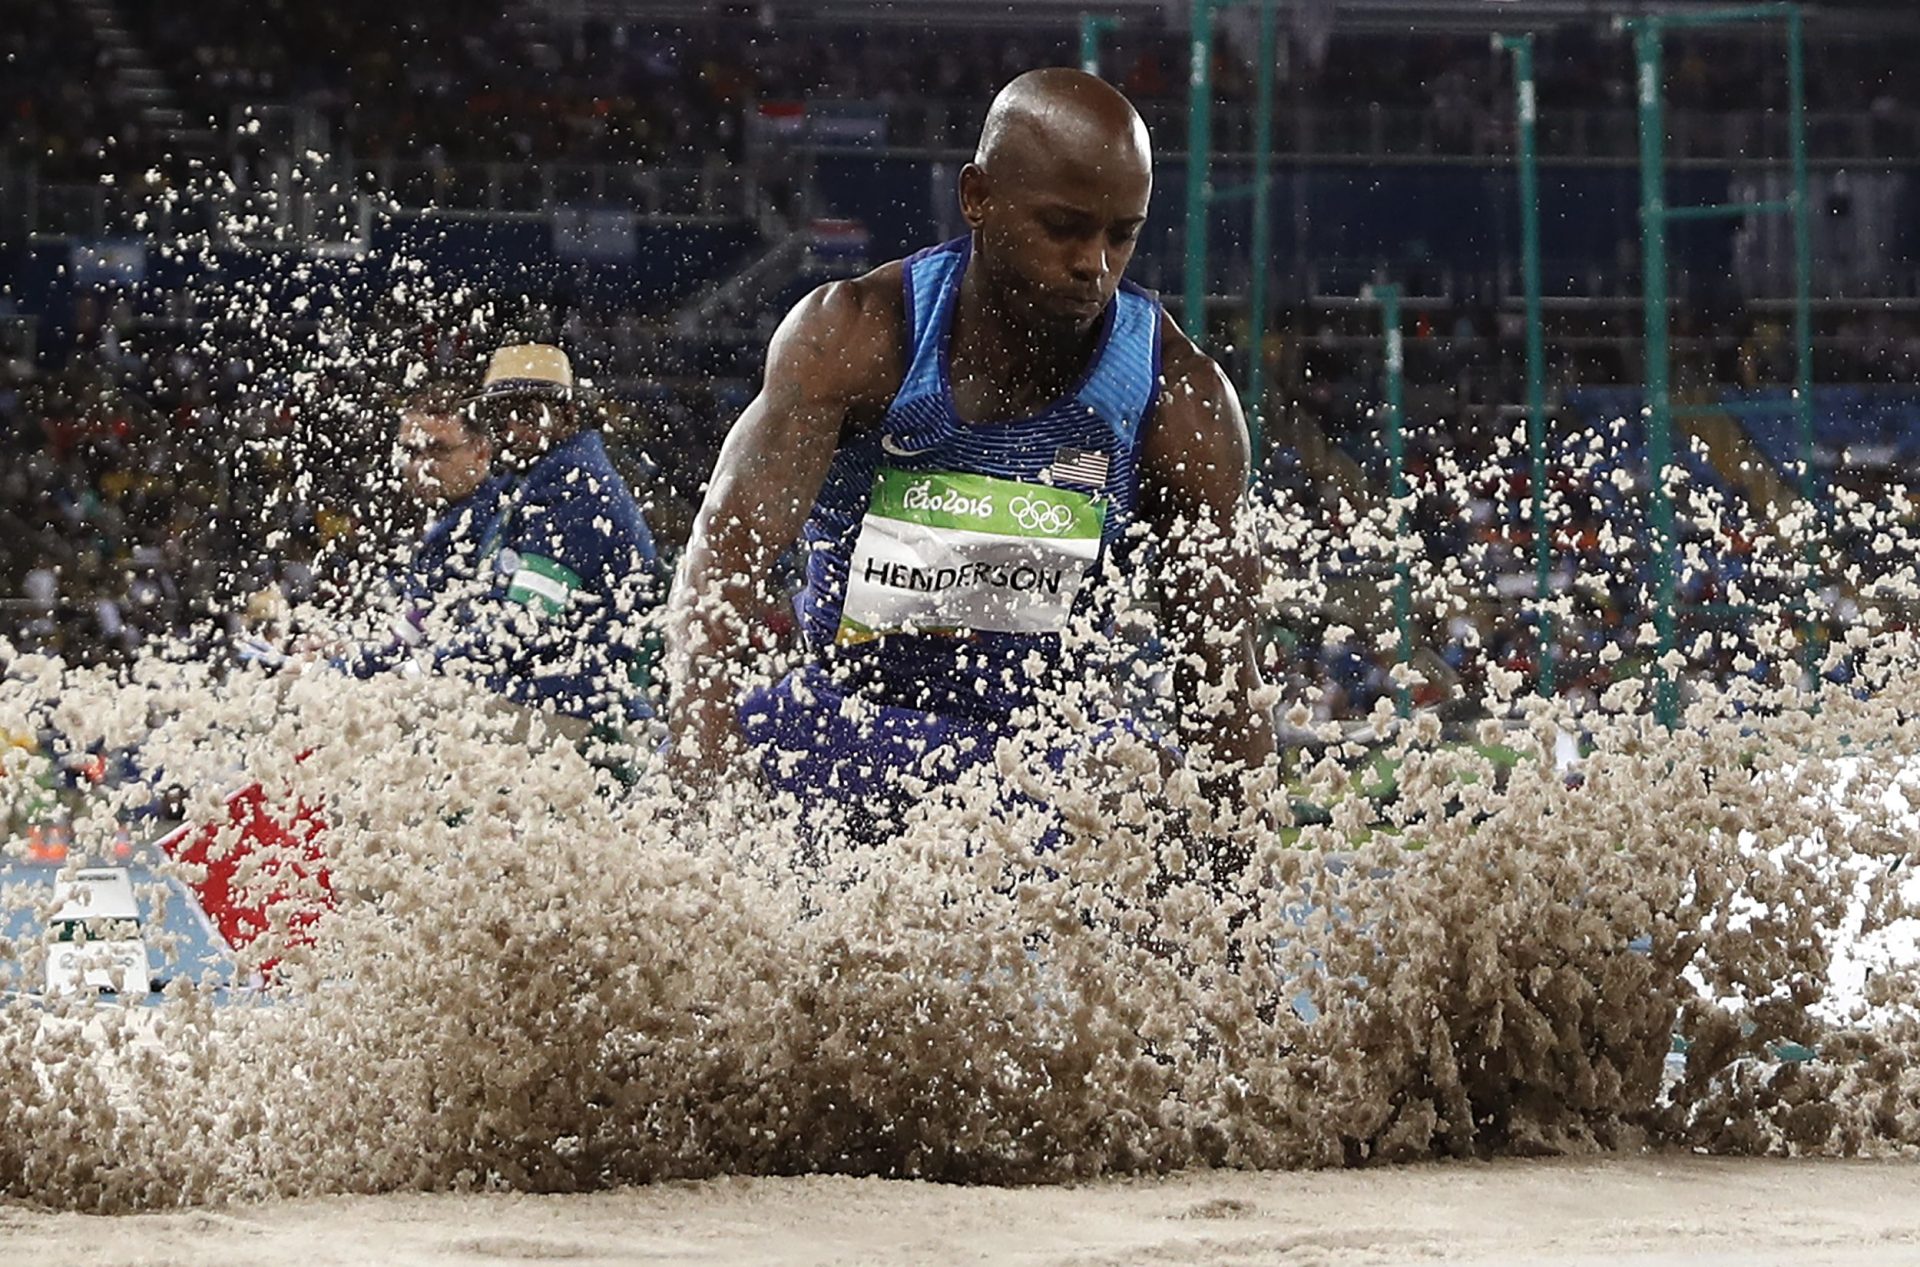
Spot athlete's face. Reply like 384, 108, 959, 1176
962, 153, 1151, 336
397, 408, 490, 505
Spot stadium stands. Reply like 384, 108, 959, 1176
3, 3, 122, 180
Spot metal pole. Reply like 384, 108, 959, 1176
1498, 33, 1554, 696
1183, 0, 1215, 340
1367, 282, 1411, 717
1245, 0, 1278, 476
1634, 21, 1679, 728
1786, 4, 1820, 680
1653, 3, 1795, 28
1078, 15, 1116, 77
1624, 3, 1810, 713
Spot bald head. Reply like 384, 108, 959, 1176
959, 70, 1153, 337
975, 68, 1152, 182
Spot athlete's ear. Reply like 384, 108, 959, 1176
958, 163, 991, 230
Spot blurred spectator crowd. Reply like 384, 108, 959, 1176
10, 4, 1920, 179
9, 278, 1919, 717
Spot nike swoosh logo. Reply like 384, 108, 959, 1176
880, 434, 938, 458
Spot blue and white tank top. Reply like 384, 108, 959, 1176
794, 236, 1163, 721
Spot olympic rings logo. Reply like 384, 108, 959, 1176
1010, 495, 1075, 536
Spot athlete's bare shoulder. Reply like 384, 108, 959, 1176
1143, 309, 1251, 510
765, 261, 908, 414
1155, 309, 1240, 424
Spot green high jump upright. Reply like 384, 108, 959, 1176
1180, 0, 1279, 475
1183, 0, 1215, 342
1078, 14, 1119, 76
1365, 282, 1411, 717
1243, 0, 1278, 469
1495, 32, 1555, 697
1621, 3, 1817, 728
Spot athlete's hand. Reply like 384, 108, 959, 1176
664, 273, 898, 795
664, 687, 747, 788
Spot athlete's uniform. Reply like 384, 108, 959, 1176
740, 237, 1162, 838
387, 428, 663, 726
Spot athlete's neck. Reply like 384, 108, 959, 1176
949, 266, 1101, 424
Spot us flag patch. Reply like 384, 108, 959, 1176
1044, 446, 1110, 489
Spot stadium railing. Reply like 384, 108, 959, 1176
11, 159, 757, 241
838, 98, 1920, 162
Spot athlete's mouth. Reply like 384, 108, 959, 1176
1047, 292, 1106, 320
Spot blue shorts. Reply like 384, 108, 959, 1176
738, 664, 1165, 852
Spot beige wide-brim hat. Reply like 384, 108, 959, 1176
475, 343, 574, 400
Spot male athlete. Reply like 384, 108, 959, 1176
666, 69, 1272, 843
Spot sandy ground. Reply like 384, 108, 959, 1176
4, 1156, 1917, 1266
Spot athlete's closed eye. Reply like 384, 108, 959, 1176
1038, 211, 1091, 239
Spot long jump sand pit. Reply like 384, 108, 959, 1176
7, 574, 1920, 1260
4, 1156, 1916, 1266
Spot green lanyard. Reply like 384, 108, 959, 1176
476, 475, 528, 567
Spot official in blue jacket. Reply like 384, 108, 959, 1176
392, 344, 663, 733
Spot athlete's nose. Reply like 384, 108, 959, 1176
1068, 240, 1108, 287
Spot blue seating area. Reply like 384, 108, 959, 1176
1717, 387, 1920, 472
1560, 386, 1742, 509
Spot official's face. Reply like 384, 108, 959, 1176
468, 395, 563, 468
397, 408, 490, 505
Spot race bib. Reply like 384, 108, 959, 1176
837, 469, 1104, 645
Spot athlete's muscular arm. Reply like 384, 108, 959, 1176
1139, 315, 1276, 823
665, 271, 901, 781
